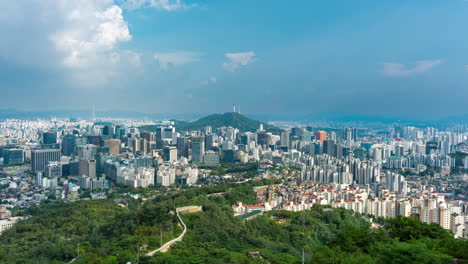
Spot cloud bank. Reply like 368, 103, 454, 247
119, 0, 195, 11
382, 60, 441, 77
154, 52, 201, 69
223, 52, 256, 72
0, 0, 137, 86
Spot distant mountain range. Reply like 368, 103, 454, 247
0, 108, 467, 127
0, 109, 204, 121
141, 112, 282, 134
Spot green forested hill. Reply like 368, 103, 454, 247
140, 112, 282, 134
0, 181, 466, 264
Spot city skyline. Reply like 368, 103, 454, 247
1, 0, 468, 119
1, 1, 467, 263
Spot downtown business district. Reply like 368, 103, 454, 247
0, 116, 467, 238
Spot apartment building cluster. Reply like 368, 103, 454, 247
233, 181, 467, 238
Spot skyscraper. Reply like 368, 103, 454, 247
31, 149, 61, 172
323, 140, 336, 157
155, 127, 164, 140
163, 127, 175, 140
177, 137, 189, 157
77, 144, 97, 160
205, 134, 215, 150
36, 172, 43, 187
45, 162, 62, 178
315, 131, 327, 143
191, 137, 205, 163
280, 131, 290, 148
141, 131, 156, 142
61, 134, 76, 156
344, 128, 353, 148
3, 149, 24, 164
79, 159, 96, 177
137, 138, 148, 155
163, 146, 178, 162
104, 139, 120, 156
102, 125, 114, 138
42, 131, 57, 145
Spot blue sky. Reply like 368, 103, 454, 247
0, 0, 467, 119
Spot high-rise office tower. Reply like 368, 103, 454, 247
137, 138, 148, 155
77, 144, 97, 160
352, 128, 358, 141
344, 128, 353, 148
163, 127, 175, 140
155, 127, 164, 140
3, 149, 24, 164
177, 137, 189, 157
45, 162, 62, 178
104, 139, 120, 156
42, 131, 57, 145
61, 134, 76, 156
36, 172, 43, 187
315, 131, 327, 143
75, 136, 88, 148
141, 132, 156, 142
191, 137, 205, 163
114, 126, 126, 139
323, 140, 336, 157
88, 135, 102, 147
102, 125, 114, 138
163, 146, 178, 162
280, 131, 290, 147
31, 149, 61, 172
205, 134, 215, 150
95, 153, 115, 175
79, 159, 96, 177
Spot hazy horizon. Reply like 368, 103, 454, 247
1, 0, 468, 118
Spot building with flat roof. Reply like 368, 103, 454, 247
0, 217, 24, 234
31, 149, 61, 172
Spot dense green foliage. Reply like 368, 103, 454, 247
198, 162, 260, 178
0, 200, 180, 264
0, 180, 275, 263
140, 112, 281, 134
145, 206, 369, 264
0, 180, 466, 264
309, 216, 468, 264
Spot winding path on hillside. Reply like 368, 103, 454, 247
146, 207, 188, 256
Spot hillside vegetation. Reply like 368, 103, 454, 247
140, 112, 282, 134
0, 180, 466, 264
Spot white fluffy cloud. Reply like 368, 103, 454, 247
51, 3, 132, 68
0, 0, 137, 86
0, 0, 200, 87
154, 51, 201, 69
119, 0, 195, 11
382, 60, 441, 77
223, 51, 256, 72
